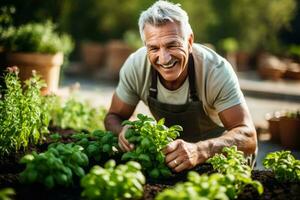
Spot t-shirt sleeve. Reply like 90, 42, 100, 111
115, 55, 140, 106
207, 59, 245, 113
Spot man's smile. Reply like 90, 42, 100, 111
158, 60, 178, 69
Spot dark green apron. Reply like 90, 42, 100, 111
147, 54, 256, 167
147, 54, 225, 143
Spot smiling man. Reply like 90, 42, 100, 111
104, 0, 257, 172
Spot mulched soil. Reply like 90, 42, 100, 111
1, 128, 300, 200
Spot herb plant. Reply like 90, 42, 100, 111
51, 97, 107, 132
156, 171, 229, 200
263, 150, 300, 182
81, 160, 145, 200
69, 129, 119, 161
0, 21, 73, 55
20, 143, 88, 188
207, 146, 263, 198
0, 67, 54, 157
121, 114, 182, 179
0, 188, 15, 200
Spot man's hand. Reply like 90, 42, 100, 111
118, 126, 134, 152
162, 139, 209, 173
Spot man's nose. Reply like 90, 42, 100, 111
158, 49, 171, 65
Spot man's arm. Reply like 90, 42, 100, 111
207, 102, 257, 156
163, 103, 257, 172
104, 92, 136, 151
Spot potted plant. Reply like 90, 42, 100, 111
0, 21, 74, 94
265, 111, 284, 143
279, 110, 300, 149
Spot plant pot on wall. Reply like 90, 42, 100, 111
6, 52, 63, 94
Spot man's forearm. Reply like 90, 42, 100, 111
196, 125, 257, 160
104, 113, 124, 135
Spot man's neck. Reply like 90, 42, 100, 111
159, 68, 188, 90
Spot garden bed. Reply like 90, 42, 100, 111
1, 139, 300, 200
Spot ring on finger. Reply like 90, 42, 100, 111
174, 159, 178, 165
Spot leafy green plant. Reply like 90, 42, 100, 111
81, 160, 145, 200
20, 143, 88, 188
219, 37, 239, 54
207, 146, 263, 198
284, 110, 300, 119
263, 150, 300, 182
121, 114, 182, 179
156, 171, 229, 200
0, 21, 73, 55
69, 129, 119, 161
0, 67, 54, 157
0, 188, 15, 200
51, 97, 107, 132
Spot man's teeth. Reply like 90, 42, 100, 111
161, 61, 176, 68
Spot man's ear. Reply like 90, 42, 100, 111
188, 33, 194, 53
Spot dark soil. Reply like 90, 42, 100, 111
1, 129, 300, 200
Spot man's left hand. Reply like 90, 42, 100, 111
162, 139, 208, 173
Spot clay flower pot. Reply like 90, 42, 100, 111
105, 40, 133, 79
279, 116, 300, 149
267, 117, 281, 143
6, 52, 63, 94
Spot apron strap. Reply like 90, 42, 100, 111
188, 54, 199, 101
149, 67, 158, 98
149, 53, 199, 101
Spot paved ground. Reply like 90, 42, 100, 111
59, 69, 300, 169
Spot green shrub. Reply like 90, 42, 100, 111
0, 21, 73, 55
0, 67, 55, 157
156, 171, 229, 200
20, 143, 88, 188
121, 114, 182, 179
81, 160, 145, 200
68, 130, 119, 161
207, 146, 263, 198
50, 97, 107, 132
263, 150, 300, 182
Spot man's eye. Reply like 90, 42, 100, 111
149, 47, 158, 52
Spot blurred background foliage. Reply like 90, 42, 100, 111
0, 0, 299, 59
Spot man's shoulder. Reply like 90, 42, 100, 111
193, 43, 224, 64
193, 43, 230, 72
129, 46, 148, 63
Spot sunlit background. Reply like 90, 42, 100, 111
0, 0, 300, 166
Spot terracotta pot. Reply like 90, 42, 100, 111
279, 117, 300, 149
236, 51, 250, 71
80, 42, 105, 70
6, 52, 63, 94
257, 54, 287, 80
284, 62, 300, 80
267, 117, 281, 143
105, 40, 133, 79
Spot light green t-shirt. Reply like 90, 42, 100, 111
116, 43, 245, 125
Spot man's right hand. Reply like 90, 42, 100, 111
118, 126, 134, 152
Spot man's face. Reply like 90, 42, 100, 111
144, 22, 193, 86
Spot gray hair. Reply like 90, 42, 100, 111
138, 0, 193, 43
